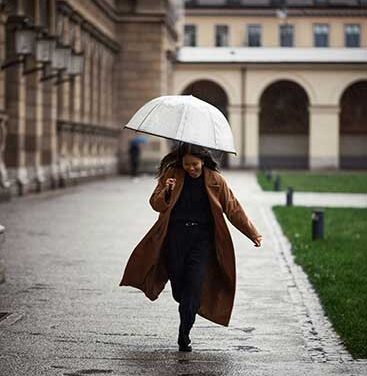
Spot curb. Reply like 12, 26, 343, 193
259, 205, 353, 363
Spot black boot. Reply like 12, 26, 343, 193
178, 330, 192, 352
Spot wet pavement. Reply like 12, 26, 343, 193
0, 172, 366, 376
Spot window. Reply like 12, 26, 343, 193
215, 25, 229, 47
227, 0, 241, 5
247, 24, 262, 47
280, 24, 294, 47
184, 24, 196, 47
345, 24, 360, 47
314, 0, 329, 5
271, 0, 286, 6
313, 24, 329, 47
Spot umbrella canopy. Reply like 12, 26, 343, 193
123, 95, 236, 154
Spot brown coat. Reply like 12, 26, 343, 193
119, 166, 261, 326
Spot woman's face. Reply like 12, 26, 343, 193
182, 153, 203, 178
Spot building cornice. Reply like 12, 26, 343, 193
57, 120, 120, 137
90, 0, 179, 41
185, 8, 367, 17
58, 1, 120, 53
92, 0, 117, 21
177, 47, 367, 64
175, 61, 367, 69
117, 14, 178, 42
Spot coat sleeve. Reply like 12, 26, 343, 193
219, 176, 262, 242
149, 172, 172, 213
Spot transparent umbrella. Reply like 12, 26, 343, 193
123, 95, 236, 154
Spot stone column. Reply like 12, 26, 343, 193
0, 13, 10, 199
100, 52, 107, 126
0, 115, 10, 199
0, 224, 5, 284
228, 104, 243, 168
309, 105, 340, 170
82, 35, 92, 173
69, 72, 82, 178
5, 63, 28, 195
57, 81, 69, 185
106, 52, 113, 127
82, 34, 91, 124
42, 79, 59, 189
25, 69, 45, 192
90, 47, 98, 126
243, 104, 259, 168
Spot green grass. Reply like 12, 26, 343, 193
273, 206, 367, 359
257, 171, 367, 193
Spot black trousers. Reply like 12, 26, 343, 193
164, 221, 214, 336
129, 154, 139, 177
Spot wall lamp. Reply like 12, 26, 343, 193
1, 17, 37, 70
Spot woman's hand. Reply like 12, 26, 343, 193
253, 235, 262, 247
165, 178, 176, 192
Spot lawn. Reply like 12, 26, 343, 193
273, 206, 367, 359
257, 171, 367, 193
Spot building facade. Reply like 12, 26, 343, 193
0, 1, 366, 201
175, 0, 367, 169
0, 0, 181, 199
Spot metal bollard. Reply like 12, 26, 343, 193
286, 187, 293, 206
312, 209, 324, 240
274, 175, 281, 191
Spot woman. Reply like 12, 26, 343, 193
120, 143, 262, 352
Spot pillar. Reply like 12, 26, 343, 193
227, 104, 243, 168
25, 68, 45, 192
42, 79, 58, 189
5, 63, 28, 195
309, 105, 339, 169
0, 13, 10, 199
82, 35, 92, 173
243, 104, 259, 168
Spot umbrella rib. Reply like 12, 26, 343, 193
135, 101, 162, 132
175, 101, 187, 140
206, 105, 218, 150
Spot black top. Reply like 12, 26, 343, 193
169, 171, 213, 226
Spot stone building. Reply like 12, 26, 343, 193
175, 0, 367, 169
0, 0, 181, 199
0, 1, 366, 200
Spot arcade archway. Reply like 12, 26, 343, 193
259, 80, 309, 169
339, 80, 367, 168
182, 80, 230, 168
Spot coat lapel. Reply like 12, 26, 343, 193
169, 168, 185, 209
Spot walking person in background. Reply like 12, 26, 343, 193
128, 138, 141, 178
120, 143, 262, 352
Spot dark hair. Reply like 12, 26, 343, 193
156, 142, 220, 178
